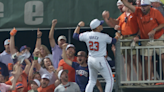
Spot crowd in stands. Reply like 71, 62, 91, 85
1, 0, 164, 92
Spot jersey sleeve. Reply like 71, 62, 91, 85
105, 34, 112, 44
79, 32, 88, 41
72, 62, 79, 70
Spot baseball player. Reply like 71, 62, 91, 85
73, 19, 120, 92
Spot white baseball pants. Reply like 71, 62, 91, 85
85, 56, 114, 92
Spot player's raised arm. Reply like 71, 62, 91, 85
49, 19, 57, 48
73, 21, 85, 40
121, 0, 136, 12
61, 43, 72, 66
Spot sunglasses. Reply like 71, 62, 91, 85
124, 17, 128, 23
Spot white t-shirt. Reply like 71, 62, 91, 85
38, 54, 53, 64
39, 67, 56, 85
79, 31, 112, 57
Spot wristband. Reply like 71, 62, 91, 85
37, 37, 41, 38
34, 56, 38, 60
77, 25, 81, 27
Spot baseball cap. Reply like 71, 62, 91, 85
150, 0, 162, 3
90, 19, 104, 30
141, 0, 151, 6
30, 79, 40, 87
41, 74, 50, 80
20, 45, 31, 52
66, 44, 75, 50
117, 0, 123, 6
58, 69, 68, 79
4, 39, 10, 45
58, 35, 67, 42
16, 82, 24, 89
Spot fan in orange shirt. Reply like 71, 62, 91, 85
121, 0, 164, 81
5, 59, 31, 92
58, 44, 77, 82
102, 0, 142, 81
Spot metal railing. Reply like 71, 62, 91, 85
115, 39, 164, 88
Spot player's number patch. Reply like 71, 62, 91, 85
89, 41, 99, 51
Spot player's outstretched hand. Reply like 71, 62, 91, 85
37, 28, 42, 38
52, 19, 57, 27
78, 21, 85, 27
102, 10, 110, 19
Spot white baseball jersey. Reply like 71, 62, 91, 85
79, 31, 112, 57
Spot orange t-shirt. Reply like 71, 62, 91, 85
117, 12, 139, 36
58, 57, 77, 82
5, 71, 28, 92
37, 84, 55, 92
134, 7, 164, 39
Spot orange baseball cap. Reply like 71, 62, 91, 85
16, 82, 24, 89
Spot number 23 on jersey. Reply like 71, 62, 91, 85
89, 41, 99, 51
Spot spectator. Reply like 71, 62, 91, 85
35, 28, 53, 64
0, 39, 13, 74
15, 82, 24, 92
34, 48, 57, 85
49, 19, 67, 69
28, 79, 40, 92
150, 0, 164, 16
37, 74, 55, 92
5, 59, 31, 92
54, 69, 81, 92
103, 0, 142, 81
0, 62, 9, 82
58, 44, 77, 82
121, 0, 164, 80
61, 43, 103, 92
136, 0, 141, 6
9, 29, 33, 70
0, 64, 21, 92
117, 0, 124, 13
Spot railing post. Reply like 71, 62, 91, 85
115, 40, 122, 92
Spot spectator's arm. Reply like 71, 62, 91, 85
33, 48, 41, 71
61, 43, 72, 66
35, 28, 42, 49
121, 0, 136, 12
96, 80, 103, 92
49, 19, 57, 48
102, 11, 119, 28
10, 35, 17, 55
28, 60, 35, 82
24, 59, 31, 75
9, 62, 22, 90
